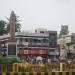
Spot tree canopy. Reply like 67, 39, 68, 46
0, 20, 7, 35
0, 12, 21, 35
6, 14, 21, 33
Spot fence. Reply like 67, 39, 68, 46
1, 72, 75, 75
0, 62, 75, 72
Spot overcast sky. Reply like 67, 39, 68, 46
0, 0, 75, 33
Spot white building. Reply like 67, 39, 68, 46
0, 29, 58, 60
58, 33, 75, 60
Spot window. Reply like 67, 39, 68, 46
25, 38, 28, 42
19, 38, 23, 44
40, 31, 44, 34
43, 39, 48, 43
38, 39, 41, 43
49, 42, 57, 48
73, 46, 75, 49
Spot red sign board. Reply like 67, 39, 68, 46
24, 50, 28, 54
18, 50, 24, 54
28, 50, 48, 54
18, 50, 48, 54
39, 50, 48, 54
28, 50, 39, 54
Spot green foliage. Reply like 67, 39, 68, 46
0, 56, 18, 64
40, 64, 46, 72
18, 66, 24, 72
0, 56, 6, 64
0, 20, 7, 35
25, 65, 31, 72
0, 12, 21, 35
18, 63, 31, 72
7, 57, 18, 63
6, 14, 21, 33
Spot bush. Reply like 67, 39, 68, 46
0, 56, 7, 64
0, 56, 18, 64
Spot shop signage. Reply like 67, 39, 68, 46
17, 50, 48, 54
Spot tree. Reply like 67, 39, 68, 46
0, 20, 7, 35
6, 13, 21, 33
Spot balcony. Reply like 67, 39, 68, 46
49, 52, 59, 55
17, 42, 29, 48
28, 42, 49, 47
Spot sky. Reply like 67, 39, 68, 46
0, 0, 75, 33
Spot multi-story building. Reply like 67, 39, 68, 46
48, 31, 59, 60
0, 29, 58, 60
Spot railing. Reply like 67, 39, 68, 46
0, 62, 75, 72
0, 63, 75, 75
0, 71, 75, 75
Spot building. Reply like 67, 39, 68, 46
58, 33, 75, 61
48, 31, 59, 60
60, 25, 69, 36
0, 29, 58, 60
